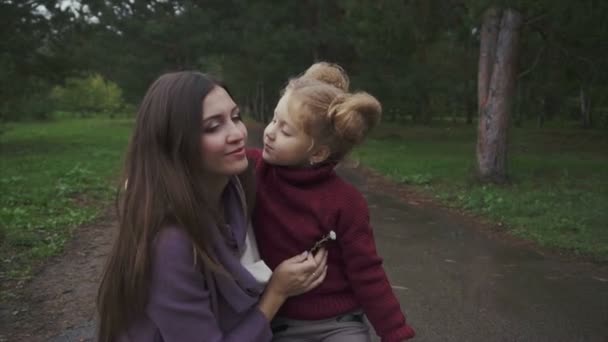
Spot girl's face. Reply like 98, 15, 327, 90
200, 86, 248, 177
263, 91, 316, 166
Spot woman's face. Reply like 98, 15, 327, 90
200, 86, 248, 177
262, 91, 315, 166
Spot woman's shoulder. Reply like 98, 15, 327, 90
153, 227, 195, 262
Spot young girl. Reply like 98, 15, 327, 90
247, 63, 415, 341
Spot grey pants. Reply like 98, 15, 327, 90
271, 311, 371, 342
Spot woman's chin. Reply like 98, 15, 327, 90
223, 158, 249, 175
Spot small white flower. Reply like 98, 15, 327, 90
309, 230, 338, 253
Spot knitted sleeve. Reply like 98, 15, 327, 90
336, 190, 415, 342
246, 148, 263, 165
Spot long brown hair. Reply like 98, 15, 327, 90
96, 71, 252, 342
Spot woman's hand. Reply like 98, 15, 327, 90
257, 249, 328, 320
269, 248, 328, 298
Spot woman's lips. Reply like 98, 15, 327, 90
226, 147, 245, 158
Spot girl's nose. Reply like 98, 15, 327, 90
264, 126, 276, 141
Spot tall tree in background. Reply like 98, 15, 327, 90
0, 1, 76, 120
476, 7, 523, 183
2, 0, 606, 128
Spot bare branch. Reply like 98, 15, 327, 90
530, 23, 598, 82
518, 44, 545, 79
523, 12, 547, 26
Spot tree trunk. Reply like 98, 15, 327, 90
476, 8, 523, 183
477, 8, 500, 111
514, 81, 524, 128
260, 81, 267, 123
538, 95, 546, 128
305, 0, 321, 60
252, 80, 265, 122
580, 86, 592, 129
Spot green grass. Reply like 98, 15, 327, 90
354, 123, 608, 261
0, 118, 131, 288
0, 117, 606, 294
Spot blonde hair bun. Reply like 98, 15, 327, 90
328, 92, 382, 145
303, 62, 350, 92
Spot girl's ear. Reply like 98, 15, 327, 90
309, 145, 331, 165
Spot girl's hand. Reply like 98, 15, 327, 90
267, 248, 328, 299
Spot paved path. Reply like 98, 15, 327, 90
339, 166, 608, 342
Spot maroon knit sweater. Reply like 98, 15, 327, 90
248, 149, 414, 342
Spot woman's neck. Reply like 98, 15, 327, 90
205, 175, 230, 211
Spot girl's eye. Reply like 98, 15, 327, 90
232, 113, 242, 122
281, 130, 291, 137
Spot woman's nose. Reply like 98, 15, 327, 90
227, 122, 246, 142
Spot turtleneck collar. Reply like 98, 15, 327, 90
270, 161, 337, 186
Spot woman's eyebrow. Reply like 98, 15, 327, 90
203, 105, 239, 122
202, 113, 223, 123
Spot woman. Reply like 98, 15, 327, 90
97, 71, 328, 342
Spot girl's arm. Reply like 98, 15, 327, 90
337, 192, 415, 342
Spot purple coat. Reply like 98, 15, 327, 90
118, 179, 272, 342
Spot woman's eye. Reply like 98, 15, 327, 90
203, 120, 221, 133
281, 130, 291, 136
232, 113, 242, 122
204, 125, 219, 133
